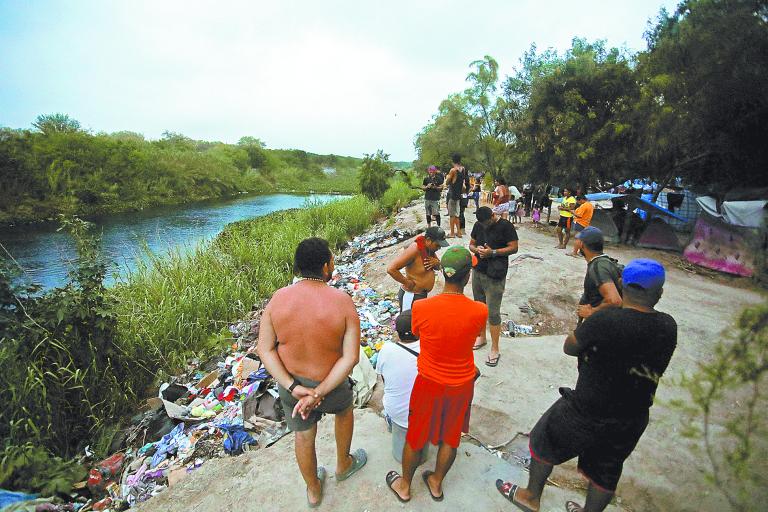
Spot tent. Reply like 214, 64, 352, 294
655, 189, 701, 232
682, 196, 767, 277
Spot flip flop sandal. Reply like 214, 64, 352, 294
473, 342, 488, 350
495, 480, 536, 512
307, 467, 326, 508
386, 470, 410, 503
421, 470, 444, 501
336, 448, 367, 481
485, 354, 501, 367
565, 501, 584, 512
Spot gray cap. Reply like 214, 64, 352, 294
424, 226, 449, 247
575, 226, 604, 246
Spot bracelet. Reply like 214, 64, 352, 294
288, 379, 298, 393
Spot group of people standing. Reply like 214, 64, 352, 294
254, 163, 678, 511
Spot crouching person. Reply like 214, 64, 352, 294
376, 310, 429, 464
386, 246, 488, 503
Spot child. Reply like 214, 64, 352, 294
532, 206, 541, 224
515, 200, 524, 224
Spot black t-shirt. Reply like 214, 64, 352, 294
423, 174, 444, 201
448, 168, 467, 200
470, 218, 519, 279
570, 308, 678, 418
580, 255, 622, 307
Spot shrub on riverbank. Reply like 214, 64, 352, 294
0, 121, 364, 224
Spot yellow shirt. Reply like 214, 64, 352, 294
559, 196, 577, 218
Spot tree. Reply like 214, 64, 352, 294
32, 114, 81, 135
637, 0, 768, 189
358, 150, 393, 200
414, 94, 479, 172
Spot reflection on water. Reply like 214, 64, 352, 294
0, 193, 346, 290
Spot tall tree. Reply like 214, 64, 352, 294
32, 114, 81, 135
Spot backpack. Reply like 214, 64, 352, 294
587, 255, 624, 294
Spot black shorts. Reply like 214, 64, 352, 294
529, 394, 649, 492
558, 216, 573, 230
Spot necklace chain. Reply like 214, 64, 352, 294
299, 276, 326, 283
441, 291, 464, 295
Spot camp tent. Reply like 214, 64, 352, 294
683, 196, 768, 277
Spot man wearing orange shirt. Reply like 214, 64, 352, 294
385, 246, 488, 503
570, 195, 595, 257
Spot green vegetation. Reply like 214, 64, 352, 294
415, 0, 768, 191
671, 303, 768, 511
359, 150, 395, 200
0, 185, 418, 492
0, 118, 363, 224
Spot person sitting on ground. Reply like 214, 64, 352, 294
469, 206, 519, 368
569, 195, 595, 256
386, 246, 488, 503
422, 165, 444, 227
574, 227, 623, 323
387, 226, 449, 312
495, 259, 677, 512
375, 310, 428, 465
257, 237, 367, 508
492, 178, 511, 220
556, 187, 577, 249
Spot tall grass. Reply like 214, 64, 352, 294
112, 195, 380, 375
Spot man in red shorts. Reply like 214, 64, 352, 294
385, 246, 488, 503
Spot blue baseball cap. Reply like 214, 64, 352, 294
622, 259, 665, 291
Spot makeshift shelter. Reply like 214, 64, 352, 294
683, 195, 768, 277
655, 189, 701, 232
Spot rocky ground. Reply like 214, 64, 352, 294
140, 200, 765, 512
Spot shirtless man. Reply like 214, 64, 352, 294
387, 226, 449, 312
257, 237, 367, 508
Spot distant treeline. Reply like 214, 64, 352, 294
0, 117, 364, 224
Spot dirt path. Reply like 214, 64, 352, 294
140, 202, 765, 512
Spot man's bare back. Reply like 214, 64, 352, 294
269, 281, 358, 382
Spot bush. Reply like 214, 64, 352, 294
358, 150, 394, 200
380, 181, 420, 214
672, 303, 768, 511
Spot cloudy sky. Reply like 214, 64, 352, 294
0, 0, 678, 161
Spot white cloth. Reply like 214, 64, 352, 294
375, 341, 420, 428
492, 202, 510, 215
401, 291, 415, 311
351, 346, 377, 407
696, 196, 767, 228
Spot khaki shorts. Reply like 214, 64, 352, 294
447, 199, 461, 217
278, 375, 354, 431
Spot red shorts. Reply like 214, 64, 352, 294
405, 374, 474, 450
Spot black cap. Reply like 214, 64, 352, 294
424, 226, 449, 247
395, 311, 418, 341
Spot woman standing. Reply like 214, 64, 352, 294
491, 178, 511, 220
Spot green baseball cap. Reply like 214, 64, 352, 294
441, 245, 472, 278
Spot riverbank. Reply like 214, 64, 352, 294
139, 200, 763, 512
0, 187, 419, 494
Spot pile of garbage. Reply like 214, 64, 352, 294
0, 227, 416, 512
331, 227, 417, 367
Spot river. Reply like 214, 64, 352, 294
0, 193, 347, 290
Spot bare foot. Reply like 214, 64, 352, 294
336, 453, 353, 476
390, 474, 410, 501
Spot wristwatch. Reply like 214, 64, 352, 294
288, 379, 299, 393
492, 249, 497, 257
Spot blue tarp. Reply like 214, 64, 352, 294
0, 490, 38, 509
552, 193, 688, 222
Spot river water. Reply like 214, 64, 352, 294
0, 193, 346, 290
